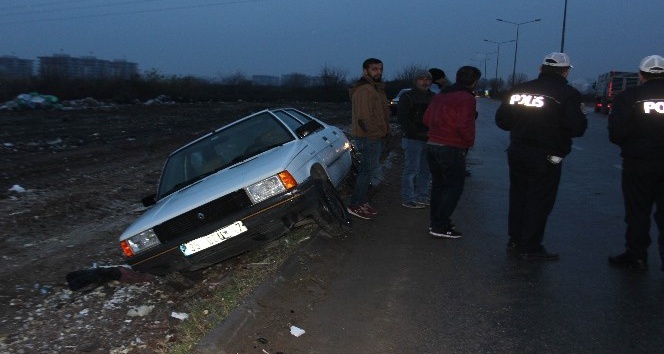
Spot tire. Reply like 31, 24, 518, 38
313, 179, 352, 238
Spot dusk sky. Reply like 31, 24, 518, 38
2, 0, 663, 85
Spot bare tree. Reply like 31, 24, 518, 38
318, 64, 348, 100
509, 73, 529, 87
392, 64, 428, 86
221, 71, 251, 86
319, 64, 347, 88
488, 77, 506, 96
282, 73, 309, 88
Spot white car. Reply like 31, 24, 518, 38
119, 108, 353, 275
389, 88, 411, 115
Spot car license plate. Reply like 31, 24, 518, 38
180, 221, 248, 256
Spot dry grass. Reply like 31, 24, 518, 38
161, 223, 318, 354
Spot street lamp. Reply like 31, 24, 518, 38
483, 39, 515, 82
561, 0, 568, 52
496, 18, 541, 86
475, 52, 496, 78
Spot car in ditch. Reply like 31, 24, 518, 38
119, 108, 353, 275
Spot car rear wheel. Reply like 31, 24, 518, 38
313, 179, 351, 238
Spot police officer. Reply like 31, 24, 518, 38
608, 55, 664, 271
495, 52, 587, 260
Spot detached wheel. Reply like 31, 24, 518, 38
313, 179, 351, 238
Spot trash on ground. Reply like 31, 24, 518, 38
65, 265, 154, 291
171, 312, 189, 321
290, 325, 305, 337
8, 185, 26, 193
127, 305, 155, 317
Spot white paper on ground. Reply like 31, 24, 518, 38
290, 325, 305, 337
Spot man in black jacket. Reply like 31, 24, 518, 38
397, 71, 435, 208
608, 55, 664, 271
495, 52, 587, 260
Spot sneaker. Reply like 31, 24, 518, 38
360, 203, 378, 215
347, 205, 372, 220
430, 225, 463, 239
415, 200, 430, 207
608, 252, 648, 270
402, 201, 425, 209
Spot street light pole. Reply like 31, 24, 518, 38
483, 39, 515, 82
497, 18, 541, 87
561, 0, 568, 52
475, 52, 496, 79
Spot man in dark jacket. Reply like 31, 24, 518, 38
495, 52, 587, 261
424, 66, 481, 238
429, 67, 447, 94
608, 55, 664, 271
398, 71, 435, 208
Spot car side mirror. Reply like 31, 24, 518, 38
142, 194, 157, 207
295, 120, 323, 138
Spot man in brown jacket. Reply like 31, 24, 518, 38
347, 58, 390, 220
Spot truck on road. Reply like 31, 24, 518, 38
594, 71, 639, 114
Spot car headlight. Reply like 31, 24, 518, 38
120, 229, 161, 257
245, 171, 297, 204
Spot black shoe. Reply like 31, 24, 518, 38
430, 225, 463, 239
516, 250, 559, 261
608, 252, 648, 270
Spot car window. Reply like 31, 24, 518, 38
273, 109, 311, 131
158, 112, 295, 198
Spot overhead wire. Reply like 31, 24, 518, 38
2, 0, 167, 16
0, 0, 272, 25
1, 0, 100, 11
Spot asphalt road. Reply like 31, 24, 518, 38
196, 99, 664, 354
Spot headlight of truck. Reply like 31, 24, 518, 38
245, 171, 297, 204
120, 229, 160, 257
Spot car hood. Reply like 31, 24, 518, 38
120, 143, 304, 240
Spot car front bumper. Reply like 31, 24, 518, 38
126, 178, 320, 275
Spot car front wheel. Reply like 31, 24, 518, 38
313, 179, 351, 238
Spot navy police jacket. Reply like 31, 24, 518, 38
608, 78, 664, 161
495, 72, 587, 157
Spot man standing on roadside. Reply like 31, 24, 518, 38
398, 71, 435, 208
424, 66, 481, 238
429, 68, 447, 94
347, 58, 391, 220
608, 55, 664, 271
495, 52, 587, 261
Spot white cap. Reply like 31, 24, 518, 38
639, 55, 664, 74
542, 52, 572, 67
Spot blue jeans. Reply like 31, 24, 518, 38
350, 137, 384, 206
401, 138, 430, 203
426, 144, 466, 229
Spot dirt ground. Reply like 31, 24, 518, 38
0, 101, 353, 353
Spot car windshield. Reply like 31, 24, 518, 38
157, 112, 295, 199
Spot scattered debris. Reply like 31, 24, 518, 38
0, 92, 61, 110
171, 312, 189, 321
143, 95, 175, 106
127, 305, 155, 317
8, 184, 26, 193
289, 325, 305, 337
65, 266, 154, 291
0, 93, 176, 110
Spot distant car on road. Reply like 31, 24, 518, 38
119, 108, 353, 275
389, 88, 411, 115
